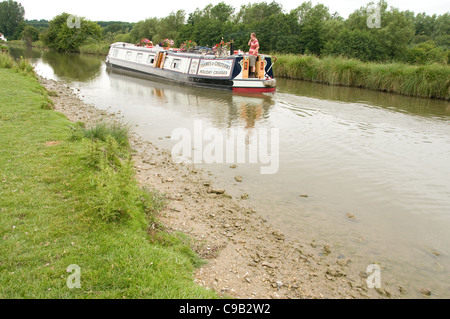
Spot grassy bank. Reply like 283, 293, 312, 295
273, 54, 450, 100
7, 40, 448, 100
6, 40, 110, 56
0, 55, 217, 298
0, 52, 35, 76
79, 42, 111, 56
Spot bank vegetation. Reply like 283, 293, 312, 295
0, 51, 218, 298
274, 54, 450, 100
2, 0, 449, 99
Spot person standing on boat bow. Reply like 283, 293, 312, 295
248, 33, 259, 78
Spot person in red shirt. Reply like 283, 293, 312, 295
247, 33, 259, 78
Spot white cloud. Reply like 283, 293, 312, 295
18, 0, 450, 22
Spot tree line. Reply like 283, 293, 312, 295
1, 0, 449, 65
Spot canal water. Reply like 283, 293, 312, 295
10, 47, 450, 298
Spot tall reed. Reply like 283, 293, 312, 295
0, 52, 35, 76
273, 54, 450, 100
80, 121, 131, 148
79, 42, 111, 55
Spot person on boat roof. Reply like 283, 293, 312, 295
248, 33, 259, 78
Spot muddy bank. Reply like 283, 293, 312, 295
39, 75, 390, 299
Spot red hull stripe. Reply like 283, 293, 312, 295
233, 87, 276, 93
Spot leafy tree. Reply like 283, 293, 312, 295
265, 13, 294, 52
345, 1, 415, 60
129, 18, 159, 43
154, 10, 186, 44
433, 13, 450, 49
31, 1, 446, 65
322, 19, 345, 45
346, 1, 388, 31
210, 2, 234, 22
129, 11, 186, 45
42, 13, 103, 52
102, 23, 133, 44
229, 1, 285, 51
235, 1, 283, 25
192, 19, 223, 46
414, 12, 437, 37
291, 2, 332, 55
25, 19, 50, 30
103, 23, 132, 36
21, 25, 40, 46
177, 4, 235, 47
404, 40, 447, 64
0, 0, 25, 39
377, 8, 415, 60
322, 29, 385, 61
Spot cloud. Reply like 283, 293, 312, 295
19, 0, 450, 22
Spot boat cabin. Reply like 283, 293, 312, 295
106, 42, 276, 93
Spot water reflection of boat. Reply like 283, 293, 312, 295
107, 68, 274, 128
106, 42, 276, 93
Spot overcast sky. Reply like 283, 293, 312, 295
18, 0, 450, 22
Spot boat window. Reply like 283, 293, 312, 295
113, 49, 118, 57
147, 55, 155, 64
125, 51, 132, 61
171, 59, 182, 70
136, 53, 143, 63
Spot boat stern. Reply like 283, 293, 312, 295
232, 54, 276, 93
232, 78, 276, 93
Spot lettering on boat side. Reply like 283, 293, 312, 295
189, 59, 200, 75
171, 120, 279, 175
197, 59, 233, 77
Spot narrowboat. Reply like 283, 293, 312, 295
105, 42, 276, 93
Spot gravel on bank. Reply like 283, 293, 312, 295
39, 75, 388, 299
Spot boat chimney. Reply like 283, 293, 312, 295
230, 39, 234, 56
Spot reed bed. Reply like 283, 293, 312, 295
274, 54, 450, 100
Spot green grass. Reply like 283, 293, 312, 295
79, 42, 111, 56
6, 39, 110, 56
0, 52, 36, 77
274, 54, 450, 100
78, 122, 131, 148
0, 65, 218, 298
30, 40, 47, 49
